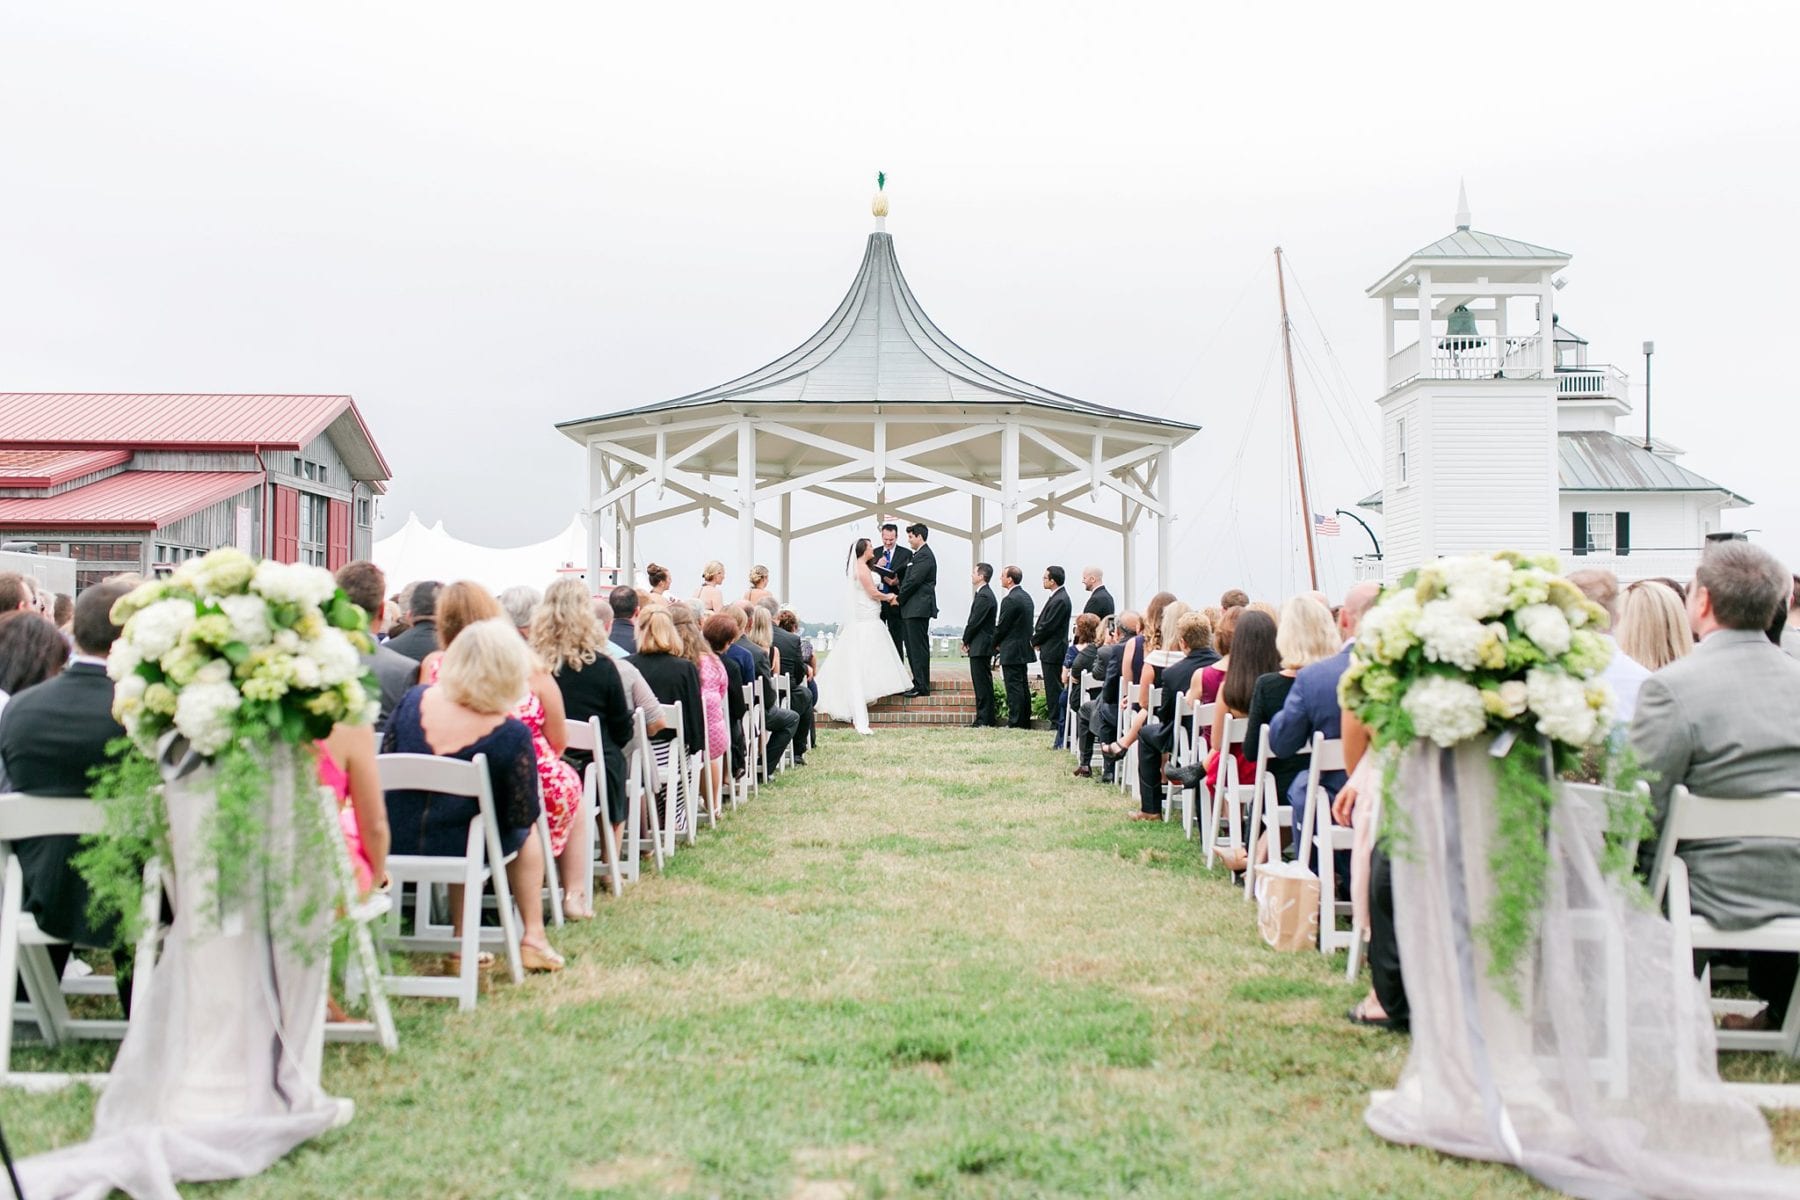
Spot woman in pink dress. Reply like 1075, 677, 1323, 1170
671, 604, 729, 822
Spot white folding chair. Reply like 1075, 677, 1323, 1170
1242, 730, 1291, 903
1302, 734, 1354, 958
565, 716, 630, 897
1650, 785, 1800, 1107
1165, 691, 1199, 834
376, 753, 525, 1012
738, 682, 759, 802
624, 708, 662, 874
0, 793, 156, 1091
1067, 674, 1097, 759
647, 703, 691, 860
1202, 715, 1250, 868
772, 675, 796, 772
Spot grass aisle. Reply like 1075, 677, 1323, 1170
12, 728, 1797, 1197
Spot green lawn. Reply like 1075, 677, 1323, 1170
11, 728, 1799, 1197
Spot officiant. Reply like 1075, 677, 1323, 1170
872, 521, 910, 665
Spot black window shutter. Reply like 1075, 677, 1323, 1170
1616, 512, 1631, 557
1572, 511, 1589, 556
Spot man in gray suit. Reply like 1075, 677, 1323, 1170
336, 561, 419, 732
1631, 540, 1800, 1029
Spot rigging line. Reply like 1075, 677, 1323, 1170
1282, 251, 1383, 439
1160, 256, 1267, 409
1283, 295, 1380, 450
1172, 322, 1283, 554
1293, 339, 1379, 485
1289, 326, 1380, 471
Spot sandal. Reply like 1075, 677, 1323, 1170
445, 950, 496, 974
1101, 741, 1126, 760
1346, 998, 1400, 1030
521, 942, 565, 973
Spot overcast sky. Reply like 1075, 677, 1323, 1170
3, 2, 1795, 620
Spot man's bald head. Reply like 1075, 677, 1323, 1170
1117, 610, 1142, 635
1340, 581, 1381, 639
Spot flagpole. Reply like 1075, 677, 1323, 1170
1276, 247, 1320, 591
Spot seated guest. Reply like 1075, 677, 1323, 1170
645, 562, 671, 600
318, 713, 389, 898
0, 581, 134, 1000
0, 610, 70, 722
1130, 610, 1221, 820
1617, 580, 1692, 671
52, 593, 73, 637
769, 608, 813, 766
1333, 709, 1407, 1031
532, 578, 635, 858
629, 609, 708, 829
1064, 612, 1104, 729
1243, 595, 1339, 858
1268, 582, 1380, 842
1103, 598, 1186, 759
1079, 611, 1140, 781
0, 571, 29, 614
1567, 568, 1652, 721
777, 608, 817, 705
382, 619, 562, 970
1631, 540, 1800, 1031
670, 604, 729, 819
1203, 608, 1281, 814
499, 585, 540, 638
743, 605, 800, 771
384, 581, 442, 662
704, 614, 750, 780
608, 586, 639, 655
335, 560, 419, 732
1219, 587, 1250, 610
423, 583, 589, 920
1198, 605, 1241, 707
1784, 576, 1800, 658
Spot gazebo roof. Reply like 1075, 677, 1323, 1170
559, 231, 1193, 438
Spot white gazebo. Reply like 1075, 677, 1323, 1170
557, 204, 1198, 606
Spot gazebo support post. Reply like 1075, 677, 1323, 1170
1120, 492, 1135, 610
970, 494, 984, 574
587, 443, 609, 593
737, 419, 757, 588
623, 489, 637, 589
1155, 448, 1172, 593
779, 493, 792, 603
1000, 420, 1020, 571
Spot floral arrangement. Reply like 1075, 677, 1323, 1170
79, 548, 378, 946
1338, 551, 1642, 997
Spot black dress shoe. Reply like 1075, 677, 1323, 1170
900, 689, 922, 698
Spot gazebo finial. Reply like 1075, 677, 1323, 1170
872, 171, 889, 232
1454, 178, 1471, 232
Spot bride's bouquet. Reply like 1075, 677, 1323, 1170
80, 548, 379, 945
1337, 551, 1644, 993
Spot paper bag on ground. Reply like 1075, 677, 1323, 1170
1255, 861, 1320, 952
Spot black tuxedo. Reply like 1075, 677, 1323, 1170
875, 542, 911, 659
995, 585, 1036, 728
770, 626, 814, 761
1083, 585, 1115, 621
1034, 586, 1073, 743
963, 583, 998, 726
384, 618, 440, 663
896, 542, 937, 693
0, 663, 126, 946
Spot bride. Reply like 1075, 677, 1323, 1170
814, 537, 915, 735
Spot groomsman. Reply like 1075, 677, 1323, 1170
1033, 566, 1072, 747
1081, 567, 1114, 621
995, 565, 1035, 729
963, 563, 998, 727
873, 522, 911, 663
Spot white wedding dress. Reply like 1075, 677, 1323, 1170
813, 564, 914, 734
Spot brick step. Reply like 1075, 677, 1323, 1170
824, 710, 981, 727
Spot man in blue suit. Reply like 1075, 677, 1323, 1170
1267, 582, 1381, 848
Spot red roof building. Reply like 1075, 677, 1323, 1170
0, 394, 391, 590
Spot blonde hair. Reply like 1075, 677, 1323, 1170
1277, 596, 1338, 669
1618, 580, 1692, 671
436, 581, 504, 649
1175, 610, 1212, 654
1246, 600, 1279, 623
668, 602, 708, 666
636, 609, 682, 656
438, 618, 530, 715
530, 578, 603, 674
1159, 601, 1191, 652
701, 560, 725, 584
747, 605, 774, 652
748, 564, 769, 587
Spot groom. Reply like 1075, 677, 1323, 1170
897, 522, 937, 696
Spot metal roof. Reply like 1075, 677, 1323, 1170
1558, 431, 1749, 503
558, 232, 1195, 435
0, 448, 131, 488
0, 471, 261, 530
1406, 228, 1569, 261
1356, 431, 1749, 511
0, 394, 391, 481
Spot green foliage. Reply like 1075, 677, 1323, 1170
1479, 739, 1556, 1004
72, 739, 165, 947
990, 677, 1051, 724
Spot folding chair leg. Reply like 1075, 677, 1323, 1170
1, 857, 26, 1073
456, 873, 484, 1011
539, 815, 564, 928
352, 920, 399, 1051
645, 778, 667, 873
598, 814, 623, 898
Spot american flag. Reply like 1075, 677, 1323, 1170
1313, 512, 1341, 537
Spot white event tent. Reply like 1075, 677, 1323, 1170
373, 511, 609, 595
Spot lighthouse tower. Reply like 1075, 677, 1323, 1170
1364, 186, 1569, 578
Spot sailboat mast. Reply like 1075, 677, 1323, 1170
1275, 246, 1320, 591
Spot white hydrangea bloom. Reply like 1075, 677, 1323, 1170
251, 560, 337, 609
1441, 555, 1515, 620
306, 632, 362, 686
195, 658, 232, 686
187, 547, 257, 597
218, 593, 273, 647
128, 598, 197, 660
1493, 679, 1529, 719
1516, 603, 1573, 657
107, 636, 143, 682
1402, 675, 1490, 747
173, 680, 243, 756
1360, 589, 1421, 664
1414, 599, 1489, 672
1525, 668, 1597, 747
